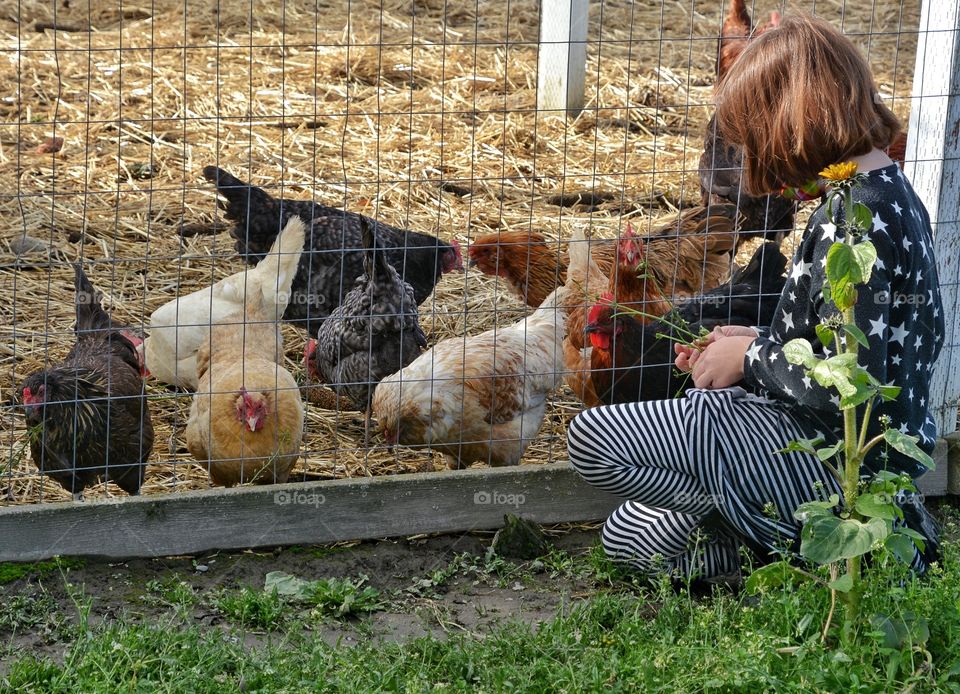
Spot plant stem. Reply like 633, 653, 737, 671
838, 184, 863, 646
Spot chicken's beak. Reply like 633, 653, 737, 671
246, 416, 259, 432
584, 323, 600, 334
467, 257, 477, 269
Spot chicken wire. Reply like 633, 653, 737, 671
0, 0, 927, 505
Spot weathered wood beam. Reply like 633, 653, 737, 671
0, 463, 621, 562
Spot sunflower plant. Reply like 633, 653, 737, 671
748, 162, 935, 646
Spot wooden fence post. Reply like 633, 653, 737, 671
905, 1, 960, 436
536, 0, 589, 114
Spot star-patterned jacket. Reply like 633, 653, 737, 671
742, 163, 945, 478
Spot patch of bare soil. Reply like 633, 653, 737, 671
0, 528, 602, 664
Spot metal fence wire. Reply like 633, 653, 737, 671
1, 0, 953, 506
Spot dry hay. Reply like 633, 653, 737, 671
0, 0, 921, 504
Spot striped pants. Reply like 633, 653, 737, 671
567, 388, 840, 579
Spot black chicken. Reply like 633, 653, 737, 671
585, 242, 788, 405
202, 166, 463, 336
18, 267, 154, 499
698, 115, 795, 243
308, 217, 427, 441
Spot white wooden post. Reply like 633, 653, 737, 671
536, 0, 588, 114
905, 1, 960, 436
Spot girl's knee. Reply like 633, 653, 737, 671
566, 410, 603, 474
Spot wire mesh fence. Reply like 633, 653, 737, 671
0, 0, 946, 507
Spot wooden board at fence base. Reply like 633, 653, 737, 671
1, 439, 953, 563
0, 463, 622, 562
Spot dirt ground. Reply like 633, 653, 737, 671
0, 527, 606, 666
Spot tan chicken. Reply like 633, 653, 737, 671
185, 303, 304, 487
468, 205, 738, 310
143, 216, 305, 389
371, 284, 572, 469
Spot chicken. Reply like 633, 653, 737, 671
717, 0, 781, 83
18, 266, 153, 499
185, 302, 304, 487
563, 226, 673, 407
203, 166, 463, 336
467, 230, 575, 308
371, 285, 571, 469
144, 216, 305, 389
307, 216, 427, 440
585, 242, 787, 405
468, 205, 739, 310
699, 1, 792, 241
885, 131, 908, 168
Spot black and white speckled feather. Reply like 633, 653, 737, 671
203, 166, 462, 336
313, 217, 428, 411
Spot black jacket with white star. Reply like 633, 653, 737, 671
742, 164, 945, 478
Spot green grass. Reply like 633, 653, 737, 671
4, 511, 960, 693
213, 587, 288, 631
0, 558, 84, 586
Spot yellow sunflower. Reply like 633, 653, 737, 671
819, 161, 859, 182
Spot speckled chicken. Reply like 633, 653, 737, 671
203, 166, 463, 337
307, 216, 427, 437
18, 266, 153, 499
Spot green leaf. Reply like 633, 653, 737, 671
816, 441, 844, 462
827, 573, 854, 593
815, 324, 836, 350
844, 323, 869, 348
855, 492, 898, 520
885, 533, 918, 564
794, 495, 841, 523
878, 384, 902, 401
810, 353, 858, 397
883, 429, 935, 470
851, 202, 874, 233
833, 283, 858, 311
826, 243, 862, 302
780, 437, 826, 456
800, 515, 889, 564
869, 612, 930, 650
745, 561, 814, 593
851, 240, 878, 282
839, 369, 879, 410
264, 571, 315, 600
783, 338, 818, 368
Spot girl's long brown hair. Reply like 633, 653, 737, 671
714, 12, 901, 195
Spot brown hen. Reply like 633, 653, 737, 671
468, 205, 738, 312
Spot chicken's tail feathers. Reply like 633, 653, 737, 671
564, 227, 591, 289
248, 215, 306, 317
360, 216, 391, 278
202, 166, 276, 220
73, 265, 113, 333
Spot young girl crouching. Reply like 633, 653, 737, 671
568, 12, 944, 581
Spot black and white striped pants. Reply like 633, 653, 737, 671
567, 389, 841, 579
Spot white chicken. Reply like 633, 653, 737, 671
143, 216, 305, 389
372, 283, 571, 469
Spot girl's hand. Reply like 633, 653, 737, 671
691, 335, 757, 389
675, 325, 759, 373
